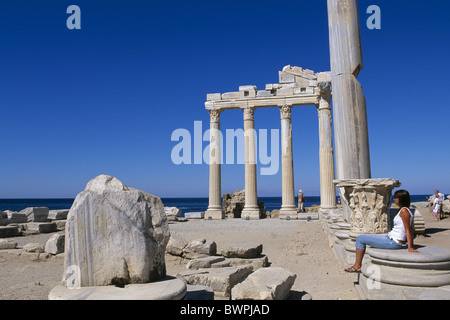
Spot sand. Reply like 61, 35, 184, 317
1, 203, 449, 300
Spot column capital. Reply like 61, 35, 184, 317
243, 107, 255, 121
279, 105, 292, 120
209, 109, 222, 123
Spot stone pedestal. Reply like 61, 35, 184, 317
334, 178, 401, 235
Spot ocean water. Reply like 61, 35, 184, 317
0, 195, 430, 217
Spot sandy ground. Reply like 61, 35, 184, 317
1, 203, 449, 300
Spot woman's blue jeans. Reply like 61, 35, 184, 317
355, 234, 404, 251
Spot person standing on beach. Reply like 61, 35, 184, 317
435, 190, 444, 219
344, 189, 421, 273
433, 193, 442, 221
297, 190, 305, 213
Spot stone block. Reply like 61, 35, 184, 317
0, 226, 20, 238
6, 211, 27, 224
49, 277, 187, 300
63, 175, 170, 287
221, 92, 241, 100
164, 207, 182, 221
220, 242, 263, 258
279, 72, 295, 84
207, 93, 221, 101
184, 212, 204, 219
20, 207, 49, 222
0, 239, 18, 250
24, 243, 45, 253
48, 210, 69, 220
257, 90, 274, 97
27, 222, 57, 233
45, 233, 65, 255
166, 232, 188, 256
225, 255, 269, 270
231, 267, 297, 300
183, 239, 217, 259
276, 88, 295, 96
0, 211, 7, 226
186, 256, 226, 269
179, 265, 254, 298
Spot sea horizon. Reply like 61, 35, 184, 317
0, 195, 432, 214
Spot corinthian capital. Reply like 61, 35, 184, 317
209, 109, 221, 123
243, 107, 255, 121
280, 105, 292, 120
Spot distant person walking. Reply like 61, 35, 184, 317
344, 189, 421, 273
297, 189, 305, 213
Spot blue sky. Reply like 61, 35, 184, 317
0, 0, 449, 198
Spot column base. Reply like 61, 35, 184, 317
205, 208, 224, 220
279, 207, 298, 220
241, 207, 261, 220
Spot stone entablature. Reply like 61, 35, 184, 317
205, 65, 331, 111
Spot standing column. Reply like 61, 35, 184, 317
317, 88, 337, 211
205, 109, 224, 220
327, 0, 371, 180
241, 107, 260, 220
279, 105, 297, 220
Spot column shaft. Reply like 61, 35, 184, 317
205, 110, 224, 220
318, 95, 337, 210
242, 107, 260, 220
279, 105, 297, 220
327, 0, 371, 180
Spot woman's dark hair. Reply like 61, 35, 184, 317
394, 189, 411, 209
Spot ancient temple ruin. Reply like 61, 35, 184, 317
204, 66, 337, 220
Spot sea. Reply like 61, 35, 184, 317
0, 195, 431, 218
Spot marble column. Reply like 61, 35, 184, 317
241, 107, 260, 220
279, 105, 297, 220
317, 87, 337, 211
327, 0, 371, 180
205, 109, 224, 220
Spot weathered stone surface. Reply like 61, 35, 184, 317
220, 242, 263, 258
48, 210, 69, 221
186, 256, 226, 269
225, 255, 269, 270
27, 222, 57, 233
183, 239, 217, 259
64, 175, 170, 287
0, 226, 20, 238
24, 243, 45, 253
45, 233, 65, 255
0, 211, 7, 226
49, 277, 186, 300
184, 212, 204, 219
164, 207, 181, 221
179, 265, 254, 298
222, 190, 266, 219
0, 239, 18, 250
231, 267, 297, 300
166, 232, 188, 256
20, 207, 49, 222
5, 211, 27, 224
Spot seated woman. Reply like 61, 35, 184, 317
345, 189, 421, 273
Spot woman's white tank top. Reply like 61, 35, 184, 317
388, 208, 413, 243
